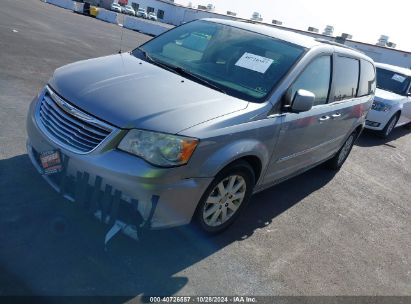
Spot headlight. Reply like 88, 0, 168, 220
118, 129, 199, 167
371, 100, 392, 112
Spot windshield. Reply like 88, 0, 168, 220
133, 20, 305, 102
376, 67, 411, 96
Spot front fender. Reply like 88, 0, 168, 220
196, 139, 271, 179
180, 102, 281, 182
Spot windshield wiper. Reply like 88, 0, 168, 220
138, 48, 226, 94
170, 66, 227, 94
138, 48, 176, 73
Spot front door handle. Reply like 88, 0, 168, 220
319, 115, 330, 121
331, 113, 342, 119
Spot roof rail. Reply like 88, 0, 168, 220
315, 38, 363, 53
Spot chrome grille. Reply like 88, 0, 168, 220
36, 86, 114, 153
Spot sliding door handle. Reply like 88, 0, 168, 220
319, 116, 330, 121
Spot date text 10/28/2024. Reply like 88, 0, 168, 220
148, 296, 257, 303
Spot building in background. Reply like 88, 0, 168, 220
206, 4, 215, 12
387, 42, 397, 49
322, 25, 334, 36
307, 26, 319, 33
377, 35, 389, 47
251, 12, 263, 22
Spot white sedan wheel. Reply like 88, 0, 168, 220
385, 115, 397, 137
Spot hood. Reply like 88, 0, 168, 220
374, 88, 405, 105
49, 53, 248, 133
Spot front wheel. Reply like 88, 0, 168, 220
326, 132, 357, 170
194, 161, 255, 234
379, 113, 399, 138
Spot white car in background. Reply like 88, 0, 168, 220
365, 63, 411, 138
136, 8, 148, 18
110, 3, 122, 13
122, 5, 135, 16
148, 12, 158, 21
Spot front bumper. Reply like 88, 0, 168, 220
26, 95, 212, 231
364, 109, 392, 131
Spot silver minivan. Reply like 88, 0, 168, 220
26, 19, 376, 235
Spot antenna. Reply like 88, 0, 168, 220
118, 11, 126, 54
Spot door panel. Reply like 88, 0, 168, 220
326, 57, 375, 152
325, 96, 370, 152
263, 105, 340, 183
263, 55, 334, 185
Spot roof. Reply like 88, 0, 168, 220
376, 62, 411, 76
203, 18, 319, 48
203, 19, 373, 62
148, 0, 411, 55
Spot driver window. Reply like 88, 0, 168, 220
288, 56, 332, 106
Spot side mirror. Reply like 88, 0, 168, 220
290, 89, 315, 113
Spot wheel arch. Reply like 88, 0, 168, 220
220, 155, 263, 186
196, 139, 269, 185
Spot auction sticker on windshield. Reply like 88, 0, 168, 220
235, 52, 274, 73
392, 74, 406, 83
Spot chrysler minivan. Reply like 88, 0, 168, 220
26, 19, 376, 235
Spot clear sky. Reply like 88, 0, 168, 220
175, 0, 410, 51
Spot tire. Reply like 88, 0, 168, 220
379, 113, 399, 138
326, 131, 357, 170
194, 161, 255, 234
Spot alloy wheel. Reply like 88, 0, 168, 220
202, 175, 247, 227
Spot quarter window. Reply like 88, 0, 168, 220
358, 60, 376, 96
333, 56, 360, 101
289, 56, 331, 106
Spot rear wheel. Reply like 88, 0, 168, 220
194, 161, 255, 234
379, 113, 399, 138
326, 132, 357, 170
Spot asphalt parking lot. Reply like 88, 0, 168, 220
0, 0, 410, 299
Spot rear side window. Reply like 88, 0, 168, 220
288, 56, 331, 106
358, 60, 376, 96
333, 56, 360, 101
